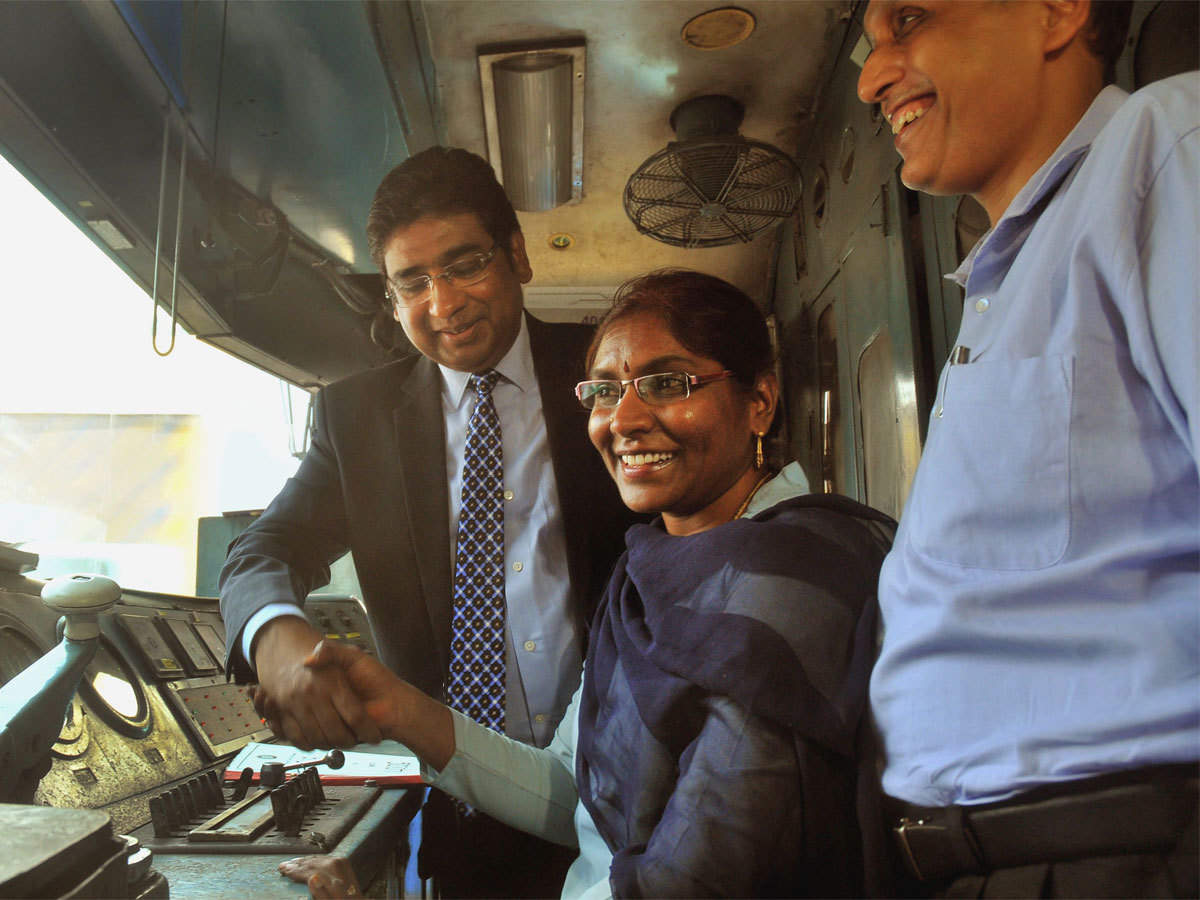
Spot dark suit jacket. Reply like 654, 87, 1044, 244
219, 314, 637, 697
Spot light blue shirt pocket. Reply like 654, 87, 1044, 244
910, 355, 1073, 570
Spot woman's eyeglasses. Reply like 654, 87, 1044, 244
386, 245, 499, 307
574, 370, 734, 410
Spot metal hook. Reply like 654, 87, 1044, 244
151, 100, 187, 356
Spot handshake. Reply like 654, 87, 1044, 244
250, 617, 455, 769
253, 636, 394, 747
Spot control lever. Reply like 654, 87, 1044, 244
271, 767, 327, 837
260, 748, 345, 788
0, 574, 120, 802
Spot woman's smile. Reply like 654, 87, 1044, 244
586, 311, 775, 535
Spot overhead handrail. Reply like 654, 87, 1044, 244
151, 100, 187, 357
282, 382, 317, 460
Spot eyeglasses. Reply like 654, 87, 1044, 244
386, 244, 500, 307
575, 370, 734, 410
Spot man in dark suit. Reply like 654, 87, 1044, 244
219, 147, 635, 897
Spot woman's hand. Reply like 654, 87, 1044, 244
250, 617, 381, 750
302, 640, 406, 738
303, 640, 456, 769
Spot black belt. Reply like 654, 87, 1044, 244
888, 763, 1199, 882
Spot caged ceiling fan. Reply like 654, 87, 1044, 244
623, 94, 801, 249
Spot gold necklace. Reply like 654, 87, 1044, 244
732, 470, 773, 520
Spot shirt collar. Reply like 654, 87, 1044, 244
438, 314, 534, 407
743, 461, 811, 518
949, 85, 1129, 287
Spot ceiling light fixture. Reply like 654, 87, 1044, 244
478, 41, 585, 212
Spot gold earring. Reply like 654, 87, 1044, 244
755, 432, 764, 470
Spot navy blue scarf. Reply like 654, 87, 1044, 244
576, 493, 895, 861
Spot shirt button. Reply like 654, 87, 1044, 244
534, 714, 547, 723
974, 297, 990, 313
503, 489, 514, 501
512, 561, 524, 573
523, 640, 537, 652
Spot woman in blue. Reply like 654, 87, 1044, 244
279, 270, 895, 898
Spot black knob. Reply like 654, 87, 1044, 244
260, 748, 346, 788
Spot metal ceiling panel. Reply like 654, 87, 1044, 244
184, 0, 413, 272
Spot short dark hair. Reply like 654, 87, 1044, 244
585, 269, 775, 392
364, 147, 521, 349
1086, 1, 1133, 83
366, 146, 521, 274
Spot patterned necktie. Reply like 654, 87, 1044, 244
445, 370, 506, 734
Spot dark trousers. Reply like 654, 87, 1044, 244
885, 763, 1199, 899
418, 788, 577, 899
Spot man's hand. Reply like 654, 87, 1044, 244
278, 855, 361, 899
251, 616, 382, 750
304, 639, 455, 770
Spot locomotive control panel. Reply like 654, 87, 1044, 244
0, 543, 419, 899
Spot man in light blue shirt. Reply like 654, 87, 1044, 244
858, 1, 1197, 894
219, 147, 636, 896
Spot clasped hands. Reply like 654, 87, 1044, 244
250, 620, 410, 750
250, 616, 454, 764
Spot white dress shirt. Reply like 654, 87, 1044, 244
242, 316, 580, 747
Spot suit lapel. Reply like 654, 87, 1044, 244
392, 356, 453, 674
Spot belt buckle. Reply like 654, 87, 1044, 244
894, 816, 945, 882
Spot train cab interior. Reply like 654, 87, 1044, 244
0, 0, 1195, 896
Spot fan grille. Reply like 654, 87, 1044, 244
623, 138, 800, 248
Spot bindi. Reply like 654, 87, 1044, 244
622, 360, 631, 374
